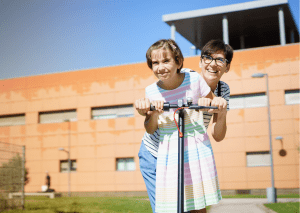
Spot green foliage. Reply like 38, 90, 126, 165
0, 194, 8, 212
0, 154, 29, 192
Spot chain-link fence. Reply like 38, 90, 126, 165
0, 142, 25, 211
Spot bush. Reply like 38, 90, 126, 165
0, 194, 8, 212
0, 154, 29, 192
0, 153, 29, 212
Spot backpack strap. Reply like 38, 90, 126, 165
217, 81, 221, 97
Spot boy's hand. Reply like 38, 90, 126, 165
198, 97, 212, 111
209, 97, 227, 114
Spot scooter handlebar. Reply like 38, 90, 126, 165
189, 105, 218, 110
150, 103, 218, 111
150, 103, 177, 111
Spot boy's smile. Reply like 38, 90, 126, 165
200, 51, 230, 86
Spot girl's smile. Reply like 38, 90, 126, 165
151, 48, 184, 90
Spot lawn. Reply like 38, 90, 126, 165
4, 196, 153, 213
3, 194, 298, 213
3, 196, 212, 213
264, 202, 299, 213
5, 197, 209, 213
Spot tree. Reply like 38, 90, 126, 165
0, 154, 29, 192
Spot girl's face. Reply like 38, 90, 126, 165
151, 48, 180, 83
200, 51, 230, 84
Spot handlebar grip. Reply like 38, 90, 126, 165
189, 105, 218, 110
150, 103, 171, 111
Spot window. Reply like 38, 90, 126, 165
39, 110, 77, 124
92, 104, 134, 120
60, 160, 77, 173
230, 93, 267, 109
246, 151, 270, 167
116, 158, 135, 171
0, 114, 25, 127
285, 89, 300, 105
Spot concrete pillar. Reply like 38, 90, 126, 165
240, 35, 245, 49
171, 23, 176, 41
222, 15, 229, 44
190, 46, 196, 56
278, 7, 286, 45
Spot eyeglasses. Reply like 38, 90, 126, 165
201, 55, 228, 66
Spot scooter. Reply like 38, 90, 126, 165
151, 98, 217, 213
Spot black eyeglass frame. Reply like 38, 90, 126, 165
201, 55, 229, 66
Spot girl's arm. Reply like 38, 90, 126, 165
144, 112, 160, 134
135, 98, 164, 134
144, 100, 164, 134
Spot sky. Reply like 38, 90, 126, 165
0, 0, 299, 80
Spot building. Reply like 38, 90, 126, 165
0, 0, 299, 196
162, 0, 299, 195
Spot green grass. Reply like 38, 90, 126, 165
2, 196, 212, 213
4, 196, 153, 213
3, 194, 298, 212
264, 202, 299, 213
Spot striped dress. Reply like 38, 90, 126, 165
142, 69, 230, 158
145, 72, 222, 212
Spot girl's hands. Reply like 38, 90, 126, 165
150, 100, 164, 115
135, 98, 151, 116
135, 98, 164, 116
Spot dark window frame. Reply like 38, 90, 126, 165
59, 159, 77, 173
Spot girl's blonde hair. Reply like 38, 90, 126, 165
146, 39, 184, 73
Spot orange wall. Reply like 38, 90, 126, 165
0, 43, 299, 193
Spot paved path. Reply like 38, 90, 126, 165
208, 198, 300, 213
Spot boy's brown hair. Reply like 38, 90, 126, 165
201, 39, 234, 64
146, 39, 184, 73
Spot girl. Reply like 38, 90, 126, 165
135, 39, 222, 213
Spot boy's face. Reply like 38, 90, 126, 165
151, 48, 180, 83
200, 51, 230, 84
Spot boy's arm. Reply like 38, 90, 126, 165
198, 92, 227, 141
210, 97, 227, 142
210, 83, 230, 142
